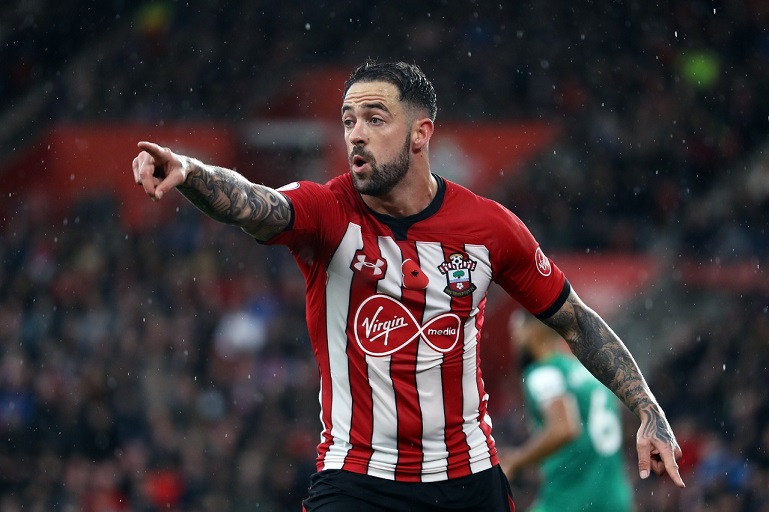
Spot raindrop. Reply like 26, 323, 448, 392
722, 364, 726, 371
305, 23, 311, 30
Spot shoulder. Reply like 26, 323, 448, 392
443, 178, 500, 208
326, 173, 355, 193
277, 174, 355, 205
440, 178, 541, 267
441, 178, 525, 228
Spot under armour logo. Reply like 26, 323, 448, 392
352, 254, 385, 276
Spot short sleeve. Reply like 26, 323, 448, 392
525, 366, 567, 407
264, 180, 341, 252
491, 205, 568, 318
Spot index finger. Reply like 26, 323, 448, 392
662, 445, 685, 488
137, 141, 168, 161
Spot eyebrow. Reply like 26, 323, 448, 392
341, 102, 391, 115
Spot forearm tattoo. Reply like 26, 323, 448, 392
178, 161, 291, 240
542, 291, 667, 426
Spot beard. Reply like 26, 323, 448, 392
350, 135, 411, 197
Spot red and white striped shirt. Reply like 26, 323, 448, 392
268, 174, 567, 482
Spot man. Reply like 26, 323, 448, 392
504, 309, 635, 512
132, 60, 684, 511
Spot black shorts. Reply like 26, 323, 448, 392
302, 465, 515, 512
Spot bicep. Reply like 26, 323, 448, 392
539, 287, 583, 341
240, 184, 293, 241
538, 286, 607, 345
538, 287, 611, 380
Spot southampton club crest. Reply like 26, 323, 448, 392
438, 252, 477, 297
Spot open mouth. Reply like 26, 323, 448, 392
352, 154, 368, 171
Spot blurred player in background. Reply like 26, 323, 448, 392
503, 310, 635, 512
132, 60, 683, 511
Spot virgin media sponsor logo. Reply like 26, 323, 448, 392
353, 295, 462, 357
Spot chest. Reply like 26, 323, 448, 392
323, 222, 492, 357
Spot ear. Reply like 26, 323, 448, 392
411, 117, 434, 151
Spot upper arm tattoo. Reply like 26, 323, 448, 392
542, 289, 654, 417
178, 161, 291, 241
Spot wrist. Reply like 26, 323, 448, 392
177, 155, 198, 187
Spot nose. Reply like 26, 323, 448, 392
348, 119, 367, 146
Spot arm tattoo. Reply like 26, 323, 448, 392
542, 290, 664, 426
177, 160, 291, 241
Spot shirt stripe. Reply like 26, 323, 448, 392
321, 223, 361, 470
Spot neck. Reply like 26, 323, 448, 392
362, 169, 436, 218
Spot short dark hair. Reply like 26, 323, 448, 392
344, 60, 438, 121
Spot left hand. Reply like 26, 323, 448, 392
636, 408, 685, 487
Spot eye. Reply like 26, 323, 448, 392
369, 117, 383, 125
343, 118, 354, 128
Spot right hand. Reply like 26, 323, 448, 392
132, 141, 189, 201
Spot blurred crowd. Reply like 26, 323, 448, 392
1, 0, 768, 510
3, 0, 769, 255
0, 195, 318, 511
